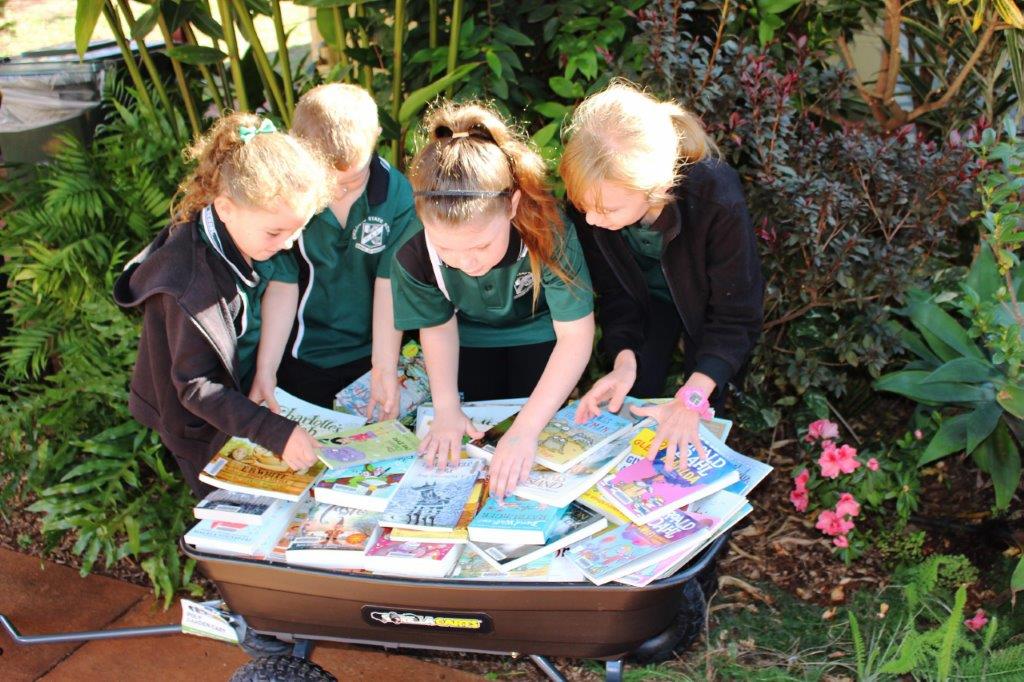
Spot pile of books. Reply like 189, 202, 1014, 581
185, 390, 772, 585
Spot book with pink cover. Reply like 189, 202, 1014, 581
362, 528, 463, 578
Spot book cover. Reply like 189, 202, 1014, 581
193, 489, 284, 525
629, 418, 734, 455
275, 387, 365, 436
389, 481, 485, 544
695, 425, 773, 496
534, 405, 633, 473
265, 498, 315, 562
566, 509, 715, 585
312, 455, 415, 511
452, 551, 585, 582
363, 528, 463, 578
199, 437, 325, 501
467, 495, 568, 545
577, 486, 631, 525
468, 502, 607, 572
334, 341, 431, 421
185, 498, 297, 557
316, 420, 419, 470
284, 502, 381, 570
415, 400, 526, 439
380, 458, 483, 531
598, 432, 740, 524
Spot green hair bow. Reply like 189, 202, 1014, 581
238, 119, 277, 143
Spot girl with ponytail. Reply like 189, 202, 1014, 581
391, 101, 595, 499
115, 112, 331, 496
561, 80, 764, 471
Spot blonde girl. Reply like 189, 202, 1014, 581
390, 102, 595, 499
561, 81, 764, 470
114, 112, 331, 496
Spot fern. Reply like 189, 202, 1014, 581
936, 585, 967, 680
848, 611, 866, 679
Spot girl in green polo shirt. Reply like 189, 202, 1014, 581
391, 102, 595, 499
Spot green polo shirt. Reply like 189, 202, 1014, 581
391, 221, 593, 347
622, 222, 672, 304
268, 155, 421, 368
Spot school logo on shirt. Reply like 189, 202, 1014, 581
513, 271, 534, 299
354, 216, 390, 254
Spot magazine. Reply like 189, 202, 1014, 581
199, 437, 325, 501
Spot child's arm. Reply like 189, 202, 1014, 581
250, 280, 299, 413
367, 277, 402, 421
488, 313, 596, 499
418, 316, 483, 468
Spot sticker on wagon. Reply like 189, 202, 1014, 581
181, 599, 241, 644
361, 606, 492, 633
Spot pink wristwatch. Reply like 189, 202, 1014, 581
675, 386, 714, 420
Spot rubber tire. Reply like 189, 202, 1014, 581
229, 655, 337, 682
239, 629, 293, 658
631, 578, 709, 665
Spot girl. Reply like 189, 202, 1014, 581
561, 81, 764, 471
114, 113, 332, 497
391, 102, 595, 499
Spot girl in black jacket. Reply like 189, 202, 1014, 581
560, 81, 764, 470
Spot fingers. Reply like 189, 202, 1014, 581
365, 396, 379, 421
466, 422, 485, 440
383, 396, 398, 421
608, 382, 630, 414
265, 394, 280, 414
646, 426, 666, 460
629, 403, 653, 419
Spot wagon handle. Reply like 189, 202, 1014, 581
671, 532, 730, 584
0, 613, 182, 646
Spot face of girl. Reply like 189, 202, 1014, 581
424, 191, 521, 277
579, 180, 654, 231
214, 195, 312, 263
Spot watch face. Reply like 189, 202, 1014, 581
686, 393, 702, 406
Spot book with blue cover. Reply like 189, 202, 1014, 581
534, 405, 634, 473
467, 495, 568, 545
313, 455, 416, 512
696, 425, 773, 496
380, 458, 483, 531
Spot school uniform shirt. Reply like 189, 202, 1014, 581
620, 221, 672, 304
268, 154, 420, 368
390, 221, 594, 347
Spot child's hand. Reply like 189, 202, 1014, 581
629, 401, 707, 472
248, 372, 280, 413
575, 350, 636, 423
366, 365, 400, 422
419, 407, 483, 470
488, 428, 538, 500
281, 426, 320, 471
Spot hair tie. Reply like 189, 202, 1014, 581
239, 119, 277, 143
414, 189, 511, 198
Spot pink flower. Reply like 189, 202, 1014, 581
914, 429, 924, 440
819, 443, 861, 479
789, 486, 809, 512
833, 535, 849, 548
816, 509, 855, 537
795, 468, 810, 488
964, 609, 988, 632
867, 458, 879, 471
835, 493, 861, 519
804, 419, 840, 443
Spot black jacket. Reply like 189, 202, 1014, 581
570, 159, 764, 391
113, 217, 296, 486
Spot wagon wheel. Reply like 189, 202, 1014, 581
238, 629, 294, 658
229, 655, 337, 682
630, 573, 712, 665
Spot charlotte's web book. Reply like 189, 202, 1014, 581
199, 437, 325, 502
274, 387, 365, 435
467, 496, 568, 545
193, 489, 287, 525
415, 400, 526, 439
598, 431, 740, 524
389, 481, 485, 544
362, 528, 463, 578
316, 420, 419, 470
468, 502, 607, 572
284, 502, 381, 570
185, 498, 298, 557
312, 455, 414, 511
334, 341, 430, 421
380, 458, 483, 531
566, 509, 714, 585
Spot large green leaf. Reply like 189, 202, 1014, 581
874, 371, 991, 405
997, 381, 1024, 419
1013, 557, 1024, 603
922, 357, 997, 385
889, 322, 941, 366
75, 0, 105, 59
970, 421, 1022, 510
166, 45, 228, 65
919, 410, 975, 465
907, 298, 986, 361
130, 6, 160, 41
398, 63, 481, 124
966, 242, 1002, 303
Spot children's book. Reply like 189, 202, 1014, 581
467, 495, 568, 545
512, 427, 641, 508
696, 425, 773, 496
312, 455, 415, 511
415, 400, 526, 439
452, 551, 586, 582
265, 498, 316, 562
275, 387, 366, 436
388, 481, 485, 544
193, 489, 286, 525
468, 502, 608, 572
199, 437, 326, 502
184, 498, 298, 557
284, 502, 381, 571
316, 420, 419, 470
334, 340, 431, 422
380, 458, 483, 531
362, 528, 463, 578
566, 509, 715, 585
577, 486, 631, 525
598, 431, 740, 524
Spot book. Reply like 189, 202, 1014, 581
312, 455, 415, 511
696, 425, 773, 496
362, 528, 463, 578
452, 551, 586, 582
284, 502, 381, 571
467, 495, 568, 545
414, 400, 526, 439
577, 486, 631, 525
388, 481, 485, 544
193, 489, 286, 525
275, 387, 365, 436
199, 437, 325, 502
598, 431, 740, 524
265, 498, 316, 562
380, 457, 483, 531
512, 427, 640, 508
565, 509, 715, 585
184, 498, 297, 557
334, 340, 431, 421
468, 502, 608, 572
316, 420, 419, 470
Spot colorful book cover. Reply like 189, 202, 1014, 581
193, 489, 284, 525
199, 437, 325, 501
275, 387, 365, 436
380, 457, 483, 531
598, 432, 740, 524
265, 498, 315, 562
363, 528, 463, 578
284, 502, 381, 570
696, 425, 773, 496
334, 341, 431, 421
531, 405, 633, 473
316, 420, 419, 470
577, 486, 631, 525
389, 481, 485, 543
452, 551, 584, 582
467, 495, 568, 545
185, 498, 297, 557
566, 509, 715, 585
312, 455, 415, 512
